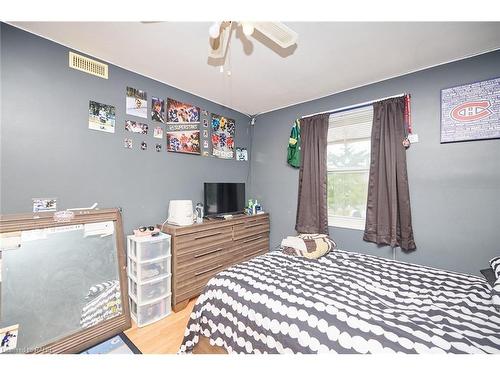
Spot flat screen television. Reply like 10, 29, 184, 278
204, 182, 245, 216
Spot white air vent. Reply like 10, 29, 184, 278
69, 51, 108, 79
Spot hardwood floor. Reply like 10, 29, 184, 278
124, 298, 196, 354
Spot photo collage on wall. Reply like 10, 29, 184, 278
88, 86, 245, 160
123, 87, 163, 152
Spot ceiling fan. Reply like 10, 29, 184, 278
208, 22, 298, 63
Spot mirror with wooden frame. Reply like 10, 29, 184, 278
0, 208, 131, 354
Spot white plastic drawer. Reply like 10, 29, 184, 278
128, 234, 171, 261
128, 255, 171, 282
130, 294, 172, 327
128, 273, 171, 304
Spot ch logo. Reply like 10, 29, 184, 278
450, 101, 492, 122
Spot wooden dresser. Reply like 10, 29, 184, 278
160, 213, 269, 312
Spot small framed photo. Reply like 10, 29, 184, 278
236, 147, 248, 161
0, 324, 19, 353
153, 126, 164, 139
124, 138, 132, 149
203, 119, 208, 127
203, 129, 208, 138
32, 198, 57, 213
141, 141, 147, 150
155, 143, 162, 152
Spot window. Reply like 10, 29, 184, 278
327, 106, 373, 230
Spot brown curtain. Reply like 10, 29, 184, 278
363, 97, 416, 251
295, 114, 329, 234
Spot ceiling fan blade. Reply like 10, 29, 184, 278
253, 22, 298, 48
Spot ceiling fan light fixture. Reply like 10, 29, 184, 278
209, 22, 221, 39
241, 22, 254, 37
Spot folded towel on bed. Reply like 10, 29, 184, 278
281, 233, 336, 259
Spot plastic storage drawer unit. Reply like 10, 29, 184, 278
127, 233, 171, 261
127, 255, 171, 283
128, 273, 171, 304
129, 294, 172, 327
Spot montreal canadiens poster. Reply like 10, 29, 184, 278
441, 77, 500, 143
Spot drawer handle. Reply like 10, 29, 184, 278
195, 264, 222, 277
194, 247, 223, 259
194, 232, 222, 240
243, 235, 263, 243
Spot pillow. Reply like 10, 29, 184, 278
489, 256, 500, 311
282, 233, 336, 259
490, 256, 500, 278
480, 268, 497, 287
492, 279, 500, 312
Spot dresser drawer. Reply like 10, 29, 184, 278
229, 235, 269, 264
176, 241, 231, 276
175, 227, 232, 253
175, 261, 228, 302
233, 217, 270, 241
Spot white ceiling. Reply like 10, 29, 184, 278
11, 22, 500, 115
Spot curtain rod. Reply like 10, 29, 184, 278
301, 93, 407, 119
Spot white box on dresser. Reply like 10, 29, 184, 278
127, 233, 172, 327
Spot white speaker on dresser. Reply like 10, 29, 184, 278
167, 200, 194, 226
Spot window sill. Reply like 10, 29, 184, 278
328, 216, 365, 231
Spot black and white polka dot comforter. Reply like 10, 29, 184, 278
179, 249, 500, 354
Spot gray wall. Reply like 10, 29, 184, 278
249, 49, 500, 275
0, 23, 251, 235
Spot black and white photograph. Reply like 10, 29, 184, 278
126, 86, 147, 118
125, 120, 148, 134
140, 141, 147, 150
236, 147, 248, 161
88, 101, 115, 133
155, 143, 162, 152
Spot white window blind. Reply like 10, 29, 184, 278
328, 106, 373, 143
327, 105, 373, 230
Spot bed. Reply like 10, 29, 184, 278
178, 248, 500, 354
